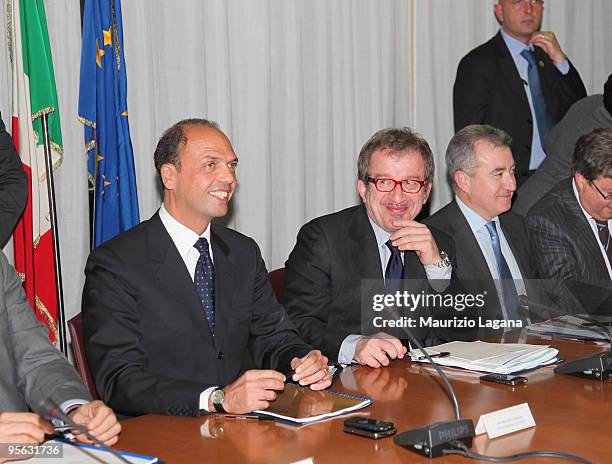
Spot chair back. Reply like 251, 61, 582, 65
67, 313, 99, 400
268, 267, 286, 303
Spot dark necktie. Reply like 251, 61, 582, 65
520, 49, 553, 145
484, 222, 522, 322
595, 220, 612, 264
385, 240, 403, 295
194, 238, 216, 334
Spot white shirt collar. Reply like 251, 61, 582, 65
455, 195, 500, 233
159, 204, 211, 262
500, 27, 533, 59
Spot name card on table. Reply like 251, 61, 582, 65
475, 403, 535, 439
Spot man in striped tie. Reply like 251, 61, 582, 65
527, 128, 612, 316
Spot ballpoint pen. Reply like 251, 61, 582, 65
415, 351, 451, 361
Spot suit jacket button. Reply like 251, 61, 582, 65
525, 145, 531, 150
527, 118, 532, 125
217, 351, 224, 360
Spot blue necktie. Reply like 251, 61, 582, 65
520, 49, 553, 145
194, 238, 216, 334
385, 240, 403, 295
484, 222, 522, 322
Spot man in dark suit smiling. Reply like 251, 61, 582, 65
282, 128, 456, 368
83, 119, 331, 418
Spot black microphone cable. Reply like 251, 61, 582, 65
443, 439, 592, 464
40, 399, 134, 464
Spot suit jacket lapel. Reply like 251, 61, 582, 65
493, 32, 530, 107
347, 207, 385, 294
447, 202, 492, 279
148, 213, 214, 338
560, 182, 610, 277
210, 227, 232, 343
500, 215, 532, 279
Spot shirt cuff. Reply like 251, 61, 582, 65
52, 399, 89, 431
556, 59, 570, 75
199, 386, 218, 412
424, 264, 452, 292
338, 334, 365, 365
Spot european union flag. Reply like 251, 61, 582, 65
78, 0, 139, 247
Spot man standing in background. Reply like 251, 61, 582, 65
454, 0, 586, 186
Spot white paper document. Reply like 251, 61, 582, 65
410, 341, 559, 374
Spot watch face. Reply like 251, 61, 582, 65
212, 389, 224, 404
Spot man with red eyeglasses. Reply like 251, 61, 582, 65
282, 128, 457, 368
454, 0, 585, 187
527, 128, 612, 316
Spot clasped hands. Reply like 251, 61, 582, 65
214, 350, 332, 414
0, 401, 120, 462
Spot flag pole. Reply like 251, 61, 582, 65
40, 113, 67, 355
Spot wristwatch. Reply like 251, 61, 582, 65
211, 388, 226, 413
435, 251, 451, 268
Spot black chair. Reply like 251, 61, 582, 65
67, 313, 99, 400
268, 267, 286, 303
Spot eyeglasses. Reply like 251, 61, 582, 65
366, 176, 428, 194
508, 0, 544, 10
590, 181, 612, 200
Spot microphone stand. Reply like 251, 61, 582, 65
380, 304, 475, 458
519, 295, 612, 381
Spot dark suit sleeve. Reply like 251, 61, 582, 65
0, 114, 28, 247
453, 55, 492, 132
282, 221, 352, 361
544, 59, 586, 121
83, 247, 208, 416
245, 239, 312, 374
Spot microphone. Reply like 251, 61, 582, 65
518, 295, 612, 380
39, 399, 134, 464
384, 306, 474, 458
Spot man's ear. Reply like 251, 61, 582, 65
160, 163, 178, 190
574, 171, 588, 191
357, 179, 367, 203
454, 170, 471, 194
493, 3, 504, 25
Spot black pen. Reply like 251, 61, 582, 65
415, 351, 451, 361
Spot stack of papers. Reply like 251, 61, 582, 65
409, 341, 559, 374
254, 383, 371, 425
527, 315, 612, 341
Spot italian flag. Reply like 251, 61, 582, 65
10, 0, 62, 342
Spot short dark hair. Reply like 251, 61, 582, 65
445, 125, 512, 190
572, 127, 612, 181
604, 73, 612, 118
153, 118, 220, 176
357, 127, 434, 183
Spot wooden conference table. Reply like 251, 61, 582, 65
117, 335, 612, 463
